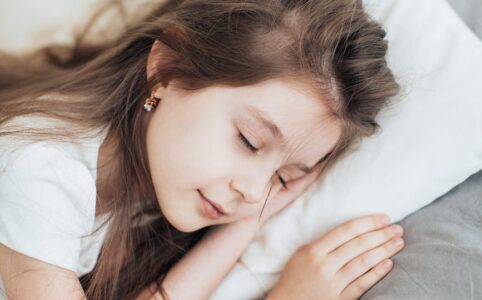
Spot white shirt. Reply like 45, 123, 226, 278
0, 121, 111, 297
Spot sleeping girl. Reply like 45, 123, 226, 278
0, 0, 403, 299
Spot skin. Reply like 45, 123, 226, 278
267, 214, 405, 300
126, 38, 339, 234
143, 77, 341, 232
93, 40, 342, 232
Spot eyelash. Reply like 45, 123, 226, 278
238, 132, 288, 189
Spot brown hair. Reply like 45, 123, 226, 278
0, 0, 399, 299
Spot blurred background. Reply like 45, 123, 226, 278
0, 0, 481, 58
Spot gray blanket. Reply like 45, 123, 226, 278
360, 169, 482, 299
446, 0, 482, 38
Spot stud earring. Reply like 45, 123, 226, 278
143, 95, 160, 112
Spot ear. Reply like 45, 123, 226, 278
146, 39, 176, 86
146, 40, 168, 81
146, 27, 187, 97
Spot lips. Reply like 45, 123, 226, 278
198, 190, 230, 216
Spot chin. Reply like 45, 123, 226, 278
160, 206, 202, 233
174, 222, 201, 233
156, 191, 210, 233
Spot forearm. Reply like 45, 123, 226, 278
161, 219, 259, 300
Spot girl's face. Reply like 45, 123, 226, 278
145, 78, 341, 232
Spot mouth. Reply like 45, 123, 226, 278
197, 190, 230, 217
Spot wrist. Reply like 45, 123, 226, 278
206, 217, 259, 241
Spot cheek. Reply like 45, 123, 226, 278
231, 201, 265, 221
148, 131, 205, 189
147, 112, 239, 190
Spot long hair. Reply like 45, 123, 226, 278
0, 0, 400, 299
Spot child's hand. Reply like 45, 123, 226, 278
267, 214, 404, 300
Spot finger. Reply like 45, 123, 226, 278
337, 236, 404, 290
326, 224, 403, 273
340, 259, 393, 300
310, 214, 391, 254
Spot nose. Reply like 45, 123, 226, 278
230, 168, 274, 204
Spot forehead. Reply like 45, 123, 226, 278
236, 78, 341, 167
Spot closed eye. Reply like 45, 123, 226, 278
238, 132, 288, 189
238, 132, 258, 153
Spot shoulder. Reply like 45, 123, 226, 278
0, 138, 97, 211
0, 138, 98, 272
0, 242, 85, 299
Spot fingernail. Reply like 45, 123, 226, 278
390, 224, 403, 235
392, 237, 404, 247
380, 215, 391, 225
383, 259, 392, 268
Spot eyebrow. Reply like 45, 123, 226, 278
245, 105, 286, 146
244, 105, 322, 174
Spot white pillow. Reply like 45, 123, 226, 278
211, 0, 482, 298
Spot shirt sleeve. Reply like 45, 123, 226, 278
0, 141, 97, 274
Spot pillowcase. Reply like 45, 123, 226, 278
210, 0, 482, 298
